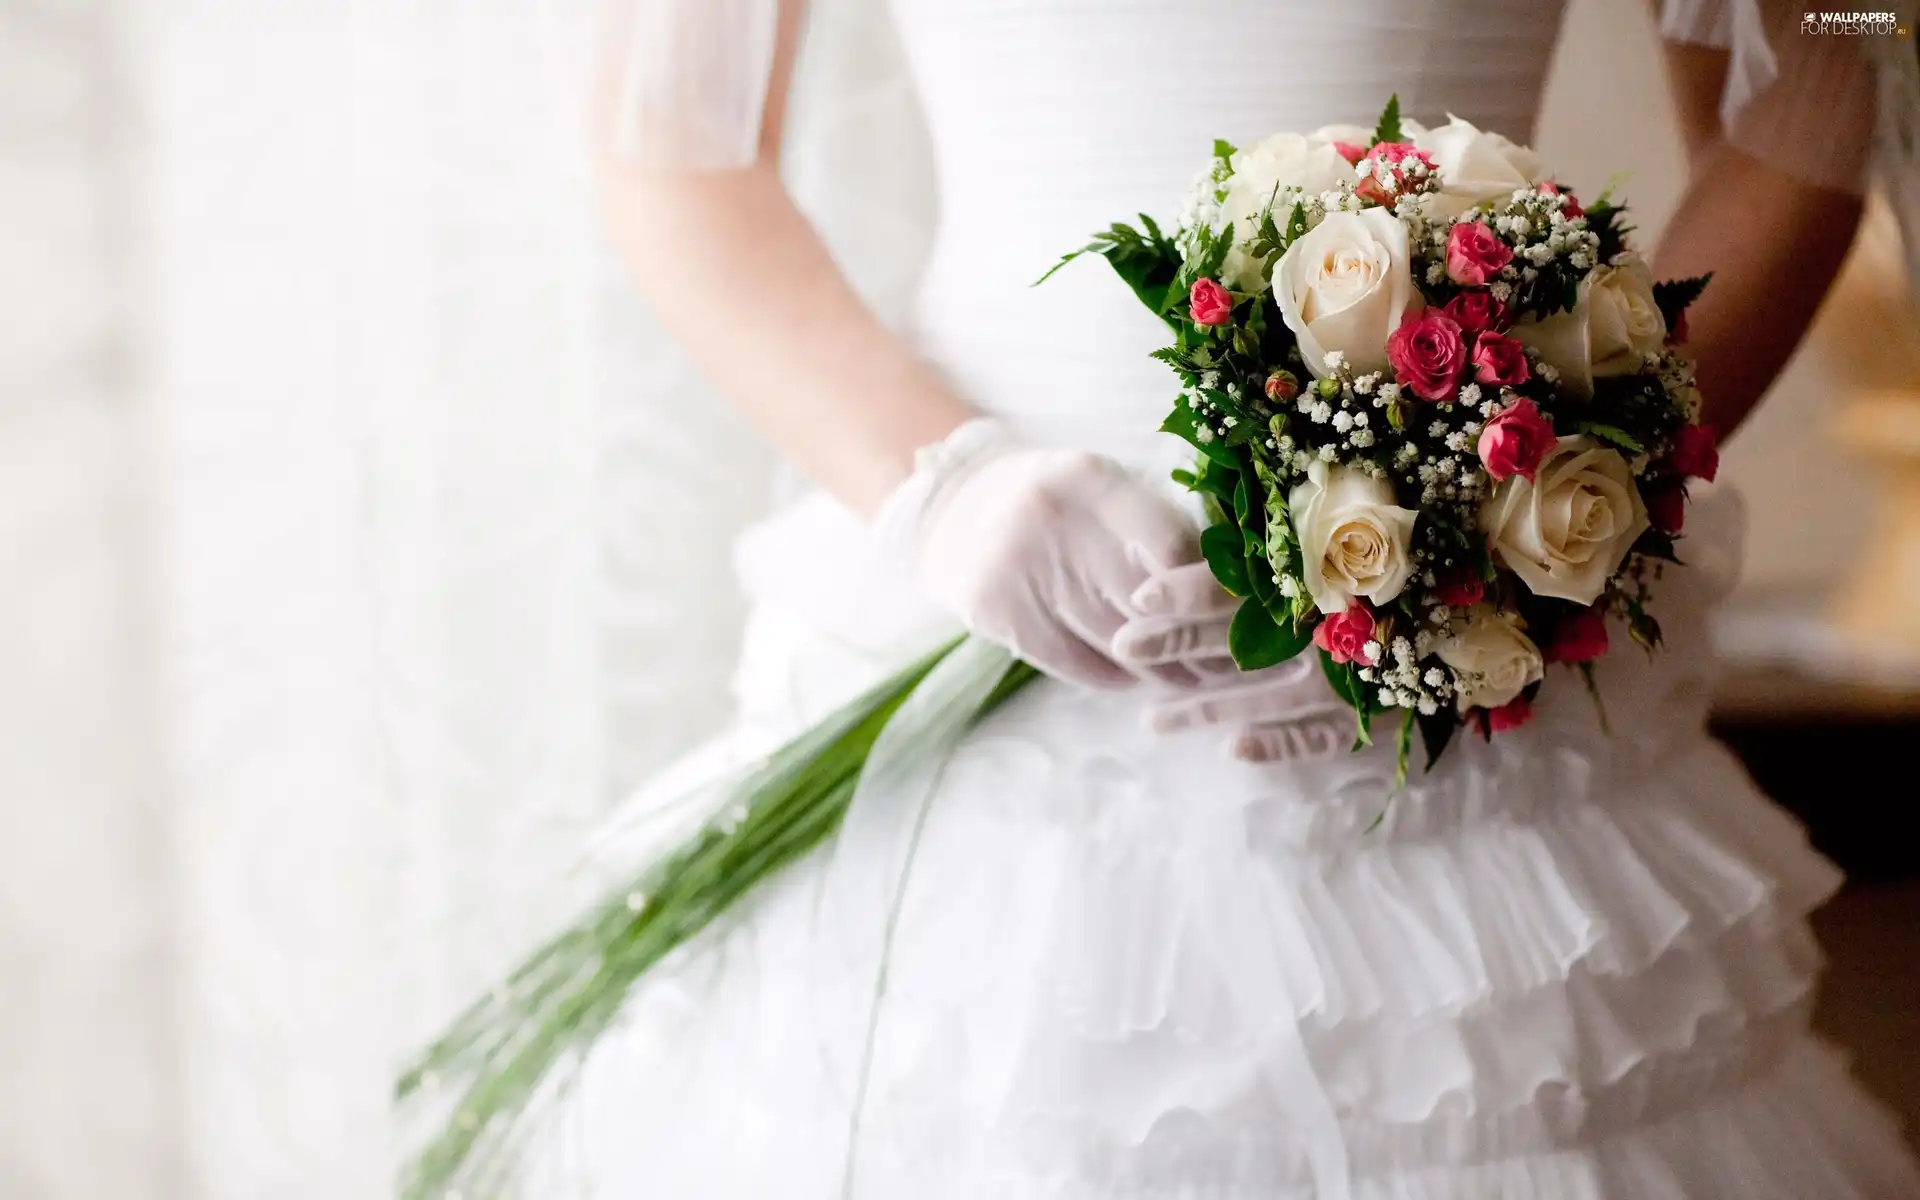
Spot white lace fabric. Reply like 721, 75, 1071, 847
529, 2, 1920, 1196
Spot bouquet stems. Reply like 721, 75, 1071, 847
397, 636, 1038, 1199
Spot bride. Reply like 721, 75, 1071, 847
526, 1, 1920, 1195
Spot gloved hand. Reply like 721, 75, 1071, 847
1113, 561, 1355, 762
875, 419, 1204, 689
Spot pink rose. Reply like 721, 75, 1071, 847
1646, 484, 1686, 534
1355, 141, 1437, 206
1471, 331, 1531, 386
1670, 424, 1719, 481
1477, 396, 1555, 482
1544, 606, 1610, 664
1445, 220, 1514, 286
1441, 290, 1508, 337
1483, 695, 1534, 734
1436, 577, 1485, 608
1332, 140, 1369, 166
1189, 278, 1233, 327
1538, 180, 1583, 219
1386, 310, 1469, 401
1312, 602, 1379, 666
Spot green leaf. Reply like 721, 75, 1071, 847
1160, 405, 1238, 467
1416, 709, 1457, 771
1036, 219, 1182, 327
1652, 273, 1712, 327
1395, 709, 1415, 786
1319, 647, 1361, 706
1372, 94, 1403, 146
1201, 524, 1253, 597
1633, 528, 1683, 564
1283, 200, 1308, 245
1577, 421, 1644, 454
1229, 598, 1312, 670
1213, 138, 1238, 162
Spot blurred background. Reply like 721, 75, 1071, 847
2, 1, 1915, 1196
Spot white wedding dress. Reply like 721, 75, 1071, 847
529, 2, 1920, 1196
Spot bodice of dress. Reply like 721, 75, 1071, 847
887, 0, 1569, 456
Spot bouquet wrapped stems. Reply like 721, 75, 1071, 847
396, 636, 1037, 1198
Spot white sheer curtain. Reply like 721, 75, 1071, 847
3, 0, 789, 1195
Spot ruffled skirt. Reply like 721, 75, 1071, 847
529, 497, 1919, 1199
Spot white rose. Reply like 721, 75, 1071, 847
1436, 606, 1545, 713
1289, 460, 1419, 614
1511, 257, 1668, 397
1481, 436, 1650, 605
1217, 132, 1361, 291
1413, 115, 1544, 219
1273, 208, 1423, 377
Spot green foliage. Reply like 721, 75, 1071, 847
1372, 93, 1403, 146
1652, 273, 1712, 327
1229, 597, 1312, 669
1416, 708, 1457, 771
397, 640, 1038, 1198
1160, 405, 1239, 468
1201, 524, 1252, 597
1576, 421, 1644, 454
1035, 216, 1182, 324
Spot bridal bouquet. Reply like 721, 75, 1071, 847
398, 96, 1715, 1195
1044, 95, 1718, 767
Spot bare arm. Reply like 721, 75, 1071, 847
594, 0, 972, 515
1651, 38, 1869, 438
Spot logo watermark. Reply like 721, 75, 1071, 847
1801, 11, 1910, 34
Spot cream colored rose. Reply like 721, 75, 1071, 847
1413, 115, 1544, 219
1512, 257, 1667, 396
1436, 606, 1545, 712
1274, 209, 1423, 377
1218, 132, 1362, 291
1289, 460, 1419, 614
1481, 436, 1650, 605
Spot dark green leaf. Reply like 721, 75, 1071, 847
1577, 421, 1644, 454
1416, 709, 1457, 771
1652, 273, 1712, 327
1229, 598, 1312, 670
1372, 94, 1403, 146
1160, 406, 1238, 467
1201, 524, 1253, 597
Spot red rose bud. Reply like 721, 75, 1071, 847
1544, 606, 1610, 664
1670, 423, 1719, 482
1441, 290, 1508, 336
1189, 277, 1234, 327
1646, 484, 1686, 534
1471, 331, 1531, 387
1669, 308, 1690, 344
1485, 695, 1535, 733
1539, 179, 1583, 219
1264, 369, 1300, 403
1445, 220, 1514, 287
1311, 602, 1379, 666
1436, 577, 1485, 608
1385, 310, 1469, 401
1477, 395, 1555, 482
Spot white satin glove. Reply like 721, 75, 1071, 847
875, 420, 1203, 689
1113, 561, 1355, 763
